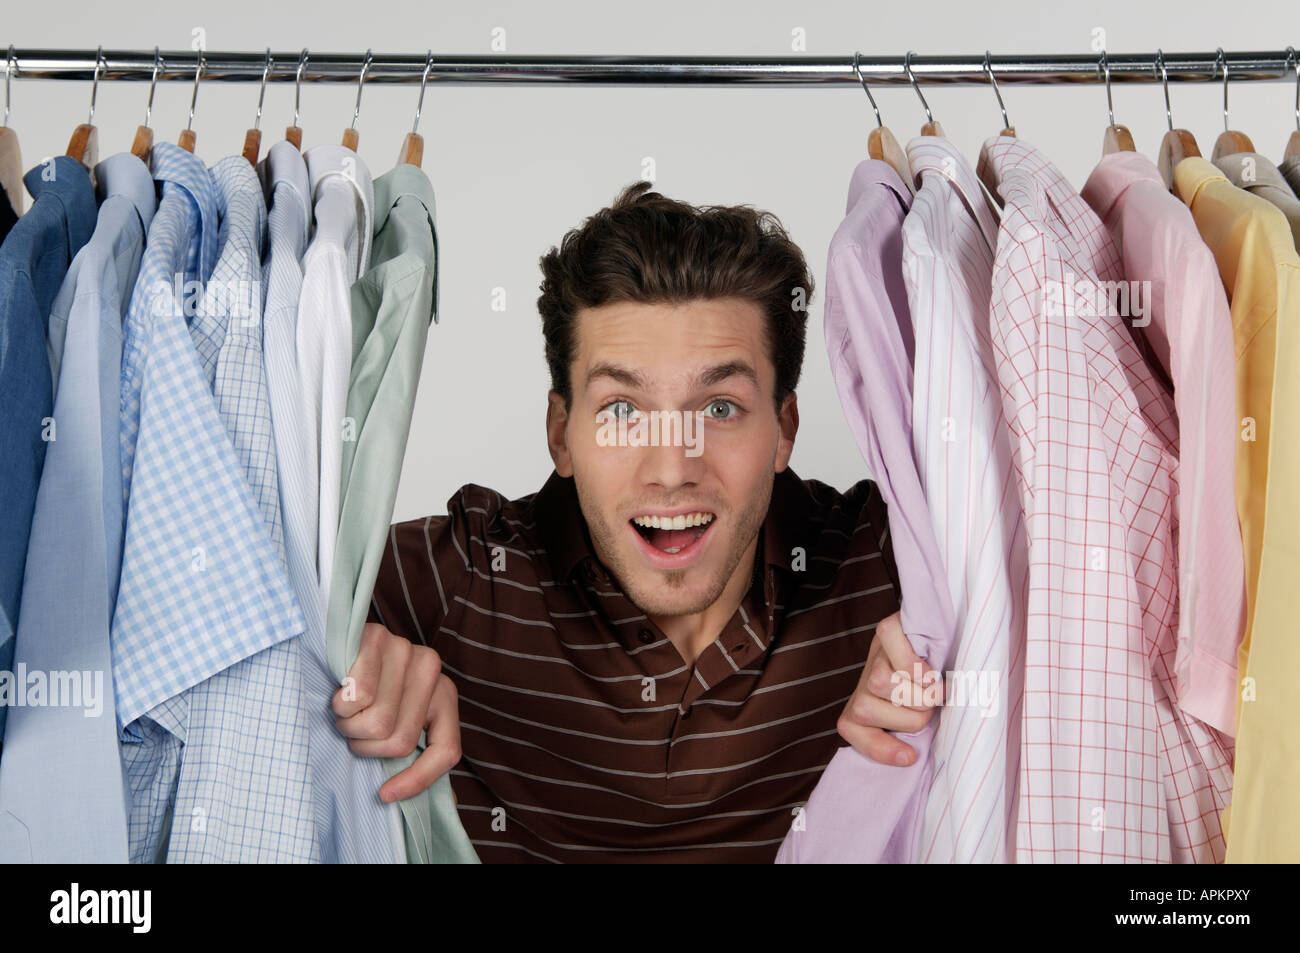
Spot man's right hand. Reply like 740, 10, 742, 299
332, 622, 462, 804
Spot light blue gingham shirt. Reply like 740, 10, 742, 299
114, 141, 305, 861
0, 153, 155, 863
161, 155, 317, 862
260, 140, 403, 862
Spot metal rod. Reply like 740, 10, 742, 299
0, 48, 1297, 86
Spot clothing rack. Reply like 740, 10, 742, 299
1, 48, 1298, 87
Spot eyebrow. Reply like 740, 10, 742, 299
584, 360, 760, 392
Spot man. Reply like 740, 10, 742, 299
334, 181, 937, 862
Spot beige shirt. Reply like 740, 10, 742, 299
1213, 151, 1300, 248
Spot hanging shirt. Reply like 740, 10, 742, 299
158, 154, 317, 862
1279, 155, 1300, 201
325, 164, 476, 864
113, 141, 304, 862
299, 145, 373, 602
980, 137, 1234, 863
903, 137, 1027, 864
1212, 152, 1300, 248
775, 158, 957, 864
1173, 156, 1300, 863
1081, 151, 1245, 738
0, 153, 153, 862
0, 156, 96, 750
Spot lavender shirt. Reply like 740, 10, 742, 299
776, 159, 957, 862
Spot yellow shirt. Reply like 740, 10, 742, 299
1173, 156, 1300, 862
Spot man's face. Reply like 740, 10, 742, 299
547, 298, 797, 618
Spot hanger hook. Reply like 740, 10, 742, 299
412, 50, 434, 135
1097, 49, 1115, 127
293, 49, 308, 127
851, 52, 883, 129
1154, 49, 1173, 132
254, 48, 272, 132
904, 51, 933, 124
350, 49, 373, 132
186, 47, 204, 133
88, 46, 104, 125
144, 47, 161, 128
1286, 46, 1299, 132
1216, 48, 1230, 133
4, 46, 15, 128
983, 51, 1010, 129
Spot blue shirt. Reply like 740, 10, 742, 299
0, 153, 155, 862
0, 156, 96, 748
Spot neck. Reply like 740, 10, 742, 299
651, 534, 760, 667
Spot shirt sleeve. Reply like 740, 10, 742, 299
366, 485, 501, 649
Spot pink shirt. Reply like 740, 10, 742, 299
1080, 151, 1245, 737
978, 136, 1233, 862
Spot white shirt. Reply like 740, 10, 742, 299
299, 145, 374, 607
902, 137, 1028, 863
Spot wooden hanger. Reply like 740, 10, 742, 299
853, 53, 913, 193
1154, 50, 1202, 189
904, 52, 946, 138
130, 48, 161, 165
341, 49, 372, 152
1098, 51, 1136, 155
66, 47, 103, 175
242, 49, 273, 167
1284, 48, 1300, 160
176, 49, 204, 154
398, 50, 434, 168
1, 47, 25, 216
1211, 49, 1255, 160
285, 50, 308, 149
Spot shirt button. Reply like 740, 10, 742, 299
638, 627, 655, 644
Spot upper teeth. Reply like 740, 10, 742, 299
632, 512, 714, 530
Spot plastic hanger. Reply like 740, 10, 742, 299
0, 47, 24, 216
1284, 47, 1300, 161
1154, 49, 1201, 189
904, 52, 945, 138
65, 46, 102, 174
398, 50, 433, 168
1211, 49, 1255, 160
130, 49, 161, 166
177, 48, 203, 153
852, 52, 913, 194
341, 49, 372, 152
285, 49, 307, 149
1099, 50, 1136, 154
242, 49, 272, 166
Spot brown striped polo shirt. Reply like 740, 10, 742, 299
366, 465, 900, 863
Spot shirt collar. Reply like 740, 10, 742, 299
905, 135, 1000, 251
846, 157, 912, 216
1080, 149, 1165, 221
259, 140, 312, 245
1213, 151, 1298, 196
148, 140, 220, 279
22, 155, 97, 252
304, 144, 375, 275
92, 152, 157, 233
530, 466, 813, 592
209, 154, 268, 243
372, 163, 440, 321
1172, 156, 1230, 207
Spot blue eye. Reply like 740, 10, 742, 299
601, 400, 641, 421
706, 399, 739, 419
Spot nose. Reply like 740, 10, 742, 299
634, 410, 707, 491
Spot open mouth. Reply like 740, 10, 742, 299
629, 511, 715, 557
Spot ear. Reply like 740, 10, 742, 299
774, 391, 799, 473
547, 390, 574, 477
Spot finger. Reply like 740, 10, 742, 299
873, 615, 943, 708
864, 651, 941, 712
333, 623, 391, 718
836, 720, 918, 766
841, 685, 936, 734
347, 647, 441, 758
336, 635, 411, 740
380, 679, 462, 802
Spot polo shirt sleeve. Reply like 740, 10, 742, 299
366, 483, 503, 649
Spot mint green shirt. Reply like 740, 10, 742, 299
328, 163, 478, 863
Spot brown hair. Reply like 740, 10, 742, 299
537, 181, 814, 412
